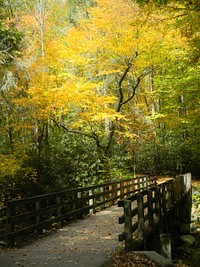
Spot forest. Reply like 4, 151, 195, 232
0, 0, 199, 205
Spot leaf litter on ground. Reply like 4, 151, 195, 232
112, 251, 158, 267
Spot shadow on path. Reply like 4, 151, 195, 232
0, 205, 124, 267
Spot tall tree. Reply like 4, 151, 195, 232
54, 0, 189, 156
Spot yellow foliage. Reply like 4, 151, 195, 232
17, 0, 189, 141
0, 154, 22, 177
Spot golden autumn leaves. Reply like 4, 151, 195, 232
14, 0, 189, 145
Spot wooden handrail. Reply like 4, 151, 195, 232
118, 173, 192, 251
3, 175, 156, 247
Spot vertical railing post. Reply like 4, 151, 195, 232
144, 176, 147, 189
36, 201, 40, 225
89, 189, 94, 215
147, 190, 153, 227
124, 182, 127, 196
130, 179, 134, 194
184, 173, 191, 193
175, 177, 182, 220
109, 184, 114, 205
117, 183, 121, 200
137, 194, 144, 238
147, 175, 151, 187
126, 181, 130, 196
178, 174, 192, 233
179, 175, 185, 196
6, 201, 15, 247
100, 186, 105, 209
120, 181, 124, 198
166, 182, 171, 210
137, 177, 140, 192
124, 199, 132, 251
77, 191, 82, 204
166, 181, 173, 232
155, 186, 162, 233
139, 177, 143, 191
113, 183, 116, 203
169, 180, 175, 209
100, 186, 104, 202
160, 233, 172, 261
36, 200, 42, 234
162, 185, 167, 233
57, 196, 62, 227
77, 191, 82, 218
72, 193, 76, 211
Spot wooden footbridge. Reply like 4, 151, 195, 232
0, 173, 192, 251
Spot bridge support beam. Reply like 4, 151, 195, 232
159, 234, 171, 261
173, 173, 192, 234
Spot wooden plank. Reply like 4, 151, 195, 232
137, 194, 144, 238
147, 190, 153, 227
124, 200, 133, 250
9, 203, 63, 224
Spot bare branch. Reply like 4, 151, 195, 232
0, 47, 15, 61
121, 70, 150, 106
52, 118, 105, 150
117, 63, 132, 111
121, 77, 141, 106
116, 52, 139, 112
52, 119, 93, 138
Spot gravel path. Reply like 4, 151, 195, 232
0, 205, 124, 267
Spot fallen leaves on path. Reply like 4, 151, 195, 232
112, 251, 158, 267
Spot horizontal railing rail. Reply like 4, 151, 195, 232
118, 173, 192, 250
4, 175, 156, 247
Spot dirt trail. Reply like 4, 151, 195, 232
0, 205, 124, 267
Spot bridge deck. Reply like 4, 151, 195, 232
0, 205, 124, 267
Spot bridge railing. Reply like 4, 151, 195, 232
118, 173, 192, 251
2, 175, 156, 247
0, 206, 6, 246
